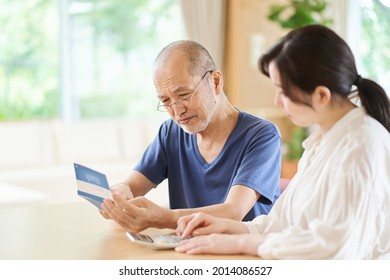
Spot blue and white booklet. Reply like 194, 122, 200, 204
73, 163, 113, 209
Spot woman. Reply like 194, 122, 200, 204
174, 25, 390, 259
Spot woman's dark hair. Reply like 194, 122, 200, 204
259, 24, 390, 132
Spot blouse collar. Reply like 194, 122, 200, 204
302, 107, 366, 151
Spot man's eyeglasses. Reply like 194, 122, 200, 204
157, 70, 213, 112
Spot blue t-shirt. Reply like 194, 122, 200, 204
134, 111, 281, 221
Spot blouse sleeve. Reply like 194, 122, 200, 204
243, 191, 286, 234
255, 145, 388, 259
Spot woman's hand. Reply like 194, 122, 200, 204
176, 212, 247, 238
175, 233, 265, 256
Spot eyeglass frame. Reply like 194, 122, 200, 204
156, 70, 213, 112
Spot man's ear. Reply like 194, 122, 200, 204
212, 70, 223, 95
312, 85, 331, 106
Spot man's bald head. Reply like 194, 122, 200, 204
154, 40, 217, 77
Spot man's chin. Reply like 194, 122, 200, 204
176, 118, 206, 134
180, 126, 198, 134
179, 123, 204, 134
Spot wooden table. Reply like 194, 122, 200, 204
0, 202, 259, 260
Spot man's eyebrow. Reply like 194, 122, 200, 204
172, 86, 191, 94
157, 86, 190, 99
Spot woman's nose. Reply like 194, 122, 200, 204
274, 92, 283, 108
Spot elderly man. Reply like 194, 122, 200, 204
101, 40, 281, 232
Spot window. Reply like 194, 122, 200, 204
64, 0, 185, 120
359, 0, 390, 95
0, 0, 185, 121
0, 0, 59, 120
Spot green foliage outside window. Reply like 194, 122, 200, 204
0, 0, 181, 121
361, 0, 390, 88
267, 0, 332, 29
77, 0, 175, 55
0, 0, 59, 121
72, 0, 180, 120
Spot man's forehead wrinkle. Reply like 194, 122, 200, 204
157, 76, 188, 98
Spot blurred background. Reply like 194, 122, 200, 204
1, 0, 389, 207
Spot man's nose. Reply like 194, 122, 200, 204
171, 103, 187, 116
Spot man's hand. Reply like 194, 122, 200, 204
110, 183, 134, 199
101, 194, 174, 232
100, 183, 133, 219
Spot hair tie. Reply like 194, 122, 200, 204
353, 74, 362, 86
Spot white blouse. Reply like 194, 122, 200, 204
245, 107, 390, 259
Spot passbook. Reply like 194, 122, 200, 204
73, 163, 113, 209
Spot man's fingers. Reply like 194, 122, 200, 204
112, 194, 146, 215
102, 197, 145, 231
99, 209, 110, 219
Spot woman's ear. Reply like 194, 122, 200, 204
312, 85, 331, 106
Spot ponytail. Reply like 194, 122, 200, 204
356, 77, 390, 133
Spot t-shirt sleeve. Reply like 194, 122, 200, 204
134, 122, 169, 185
232, 122, 282, 205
